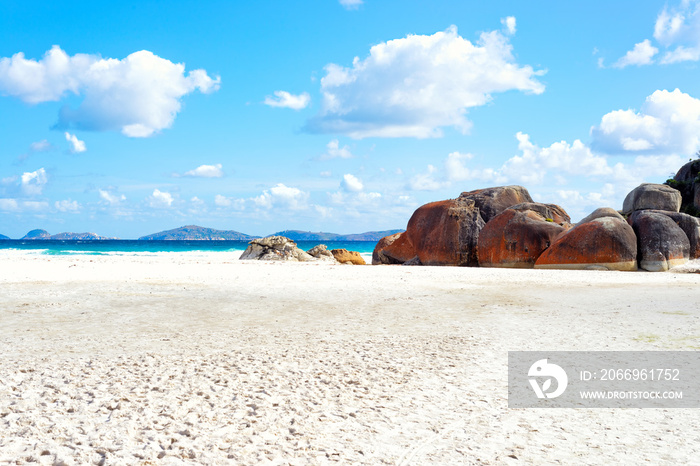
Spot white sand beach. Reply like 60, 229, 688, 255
1, 253, 699, 464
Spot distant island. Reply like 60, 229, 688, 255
272, 229, 405, 242
141, 226, 403, 241
20, 229, 116, 240
2, 225, 403, 242
0, 225, 404, 241
138, 225, 257, 241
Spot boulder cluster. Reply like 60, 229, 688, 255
666, 159, 700, 216
239, 236, 366, 265
374, 177, 700, 272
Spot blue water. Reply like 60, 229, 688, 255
0, 239, 378, 256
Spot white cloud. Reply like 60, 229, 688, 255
64, 132, 86, 153
320, 171, 332, 177
21, 168, 48, 196
339, 0, 363, 10
29, 140, 53, 152
408, 134, 613, 194
0, 46, 220, 137
99, 189, 126, 205
148, 189, 174, 208
0, 198, 19, 211
329, 190, 382, 209
214, 194, 232, 207
320, 139, 353, 160
591, 88, 700, 155
485, 136, 681, 219
501, 16, 516, 35
654, 2, 696, 45
340, 173, 364, 192
444, 151, 498, 182
661, 45, 700, 64
0, 199, 49, 212
306, 24, 544, 139
184, 163, 223, 178
19, 201, 49, 212
613, 40, 658, 68
253, 183, 309, 210
409, 165, 450, 191
18, 140, 55, 162
263, 90, 310, 110
55, 199, 80, 212
616, 1, 700, 66
357, 192, 381, 202
501, 133, 613, 185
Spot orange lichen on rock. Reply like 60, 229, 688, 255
535, 217, 638, 271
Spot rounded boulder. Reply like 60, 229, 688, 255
478, 206, 568, 268
622, 183, 682, 215
534, 217, 638, 271
331, 248, 366, 265
372, 232, 405, 265
458, 185, 534, 223
376, 231, 416, 264
406, 198, 484, 266
629, 211, 690, 272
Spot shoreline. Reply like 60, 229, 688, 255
1, 255, 699, 463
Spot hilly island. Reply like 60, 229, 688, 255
0, 225, 404, 242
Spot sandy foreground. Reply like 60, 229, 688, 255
0, 252, 699, 465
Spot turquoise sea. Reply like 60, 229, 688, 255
0, 239, 378, 258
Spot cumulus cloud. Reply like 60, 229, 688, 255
306, 24, 544, 139
409, 165, 450, 191
64, 132, 86, 153
613, 40, 658, 68
184, 163, 223, 178
0, 199, 19, 211
340, 173, 364, 192
615, 1, 700, 66
214, 194, 232, 207
263, 90, 310, 110
0, 199, 48, 212
411, 135, 612, 192
501, 133, 614, 184
21, 168, 48, 196
499, 135, 681, 194
661, 45, 700, 64
1, 176, 18, 186
99, 189, 126, 205
339, 0, 363, 10
444, 151, 499, 182
501, 16, 516, 35
55, 199, 80, 212
253, 183, 309, 210
441, 133, 681, 219
329, 190, 382, 210
320, 139, 353, 160
590, 89, 700, 155
0, 46, 220, 137
148, 189, 174, 208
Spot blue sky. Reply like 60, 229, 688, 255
2, 0, 700, 238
